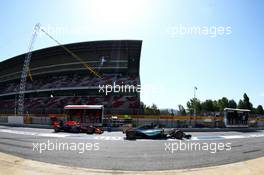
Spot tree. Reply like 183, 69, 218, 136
140, 101, 146, 114
217, 97, 229, 111
187, 98, 202, 115
143, 103, 160, 115
151, 103, 160, 115
238, 100, 244, 109
178, 104, 186, 115
255, 105, 264, 115
228, 99, 237, 108
213, 100, 219, 112
187, 101, 193, 114
201, 100, 214, 112
238, 93, 253, 110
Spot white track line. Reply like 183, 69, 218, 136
191, 134, 264, 141
93, 136, 123, 140
0, 129, 70, 138
0, 128, 264, 141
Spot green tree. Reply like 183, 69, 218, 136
151, 103, 160, 115
187, 98, 202, 115
228, 99, 237, 108
217, 97, 229, 111
178, 104, 186, 115
213, 100, 220, 112
142, 103, 161, 115
201, 100, 215, 112
255, 105, 264, 115
238, 93, 253, 110
238, 100, 244, 109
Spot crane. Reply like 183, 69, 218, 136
17, 23, 40, 116
17, 23, 101, 116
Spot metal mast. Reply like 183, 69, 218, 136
17, 23, 101, 116
17, 23, 40, 116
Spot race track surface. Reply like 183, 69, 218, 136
0, 126, 263, 171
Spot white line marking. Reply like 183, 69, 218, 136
0, 129, 69, 138
94, 136, 123, 140
223, 134, 264, 139
0, 128, 264, 141
191, 134, 264, 141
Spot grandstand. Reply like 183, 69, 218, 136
0, 40, 142, 115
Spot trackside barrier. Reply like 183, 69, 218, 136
0, 115, 8, 123
116, 115, 264, 128
0, 114, 263, 128
8, 116, 24, 124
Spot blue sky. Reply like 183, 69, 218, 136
0, 0, 263, 108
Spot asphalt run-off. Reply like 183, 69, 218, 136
0, 125, 263, 171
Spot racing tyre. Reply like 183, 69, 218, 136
96, 128, 104, 134
126, 131, 136, 140
71, 126, 80, 133
54, 127, 60, 133
184, 134, 192, 139
87, 127, 95, 134
173, 130, 184, 139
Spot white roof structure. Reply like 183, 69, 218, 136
64, 105, 104, 110
224, 108, 251, 112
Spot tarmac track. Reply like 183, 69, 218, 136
0, 125, 263, 171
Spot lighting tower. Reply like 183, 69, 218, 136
17, 23, 40, 116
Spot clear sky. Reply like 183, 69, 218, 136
0, 0, 263, 109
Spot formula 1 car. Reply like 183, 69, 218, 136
125, 124, 191, 140
53, 120, 80, 133
53, 120, 104, 134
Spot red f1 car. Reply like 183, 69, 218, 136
52, 120, 104, 134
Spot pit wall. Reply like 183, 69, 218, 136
0, 114, 264, 128
116, 115, 264, 128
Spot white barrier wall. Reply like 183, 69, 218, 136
8, 116, 24, 124
0, 116, 8, 123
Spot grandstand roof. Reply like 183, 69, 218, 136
0, 40, 142, 82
